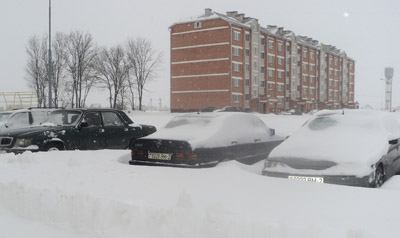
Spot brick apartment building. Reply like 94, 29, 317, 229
170, 9, 357, 113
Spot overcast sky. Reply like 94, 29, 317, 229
1, 0, 400, 109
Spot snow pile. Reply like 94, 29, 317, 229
1, 150, 400, 238
145, 112, 281, 149
268, 110, 400, 176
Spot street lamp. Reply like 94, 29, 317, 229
48, 0, 53, 108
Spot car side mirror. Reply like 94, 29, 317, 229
389, 139, 398, 145
269, 128, 275, 136
79, 121, 89, 129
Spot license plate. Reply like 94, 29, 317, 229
148, 152, 172, 161
288, 176, 324, 183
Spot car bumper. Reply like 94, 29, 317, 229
129, 159, 218, 168
0, 146, 40, 154
262, 170, 373, 187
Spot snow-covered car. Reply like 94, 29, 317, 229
262, 110, 400, 188
0, 109, 156, 153
0, 108, 53, 132
130, 112, 283, 167
0, 111, 11, 122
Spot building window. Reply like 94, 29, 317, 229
268, 55, 274, 63
268, 69, 274, 77
194, 21, 202, 28
245, 94, 250, 100
278, 84, 283, 91
310, 51, 314, 60
278, 43, 282, 52
310, 76, 313, 83
253, 76, 257, 84
278, 71, 282, 79
233, 63, 240, 72
303, 87, 307, 94
269, 41, 274, 49
245, 48, 250, 56
245, 32, 250, 41
233, 78, 240, 87
310, 88, 314, 95
286, 45, 290, 52
303, 75, 307, 82
329, 57, 333, 64
303, 50, 307, 58
261, 37, 265, 45
245, 63, 250, 72
335, 58, 338, 66
261, 80, 265, 87
254, 62, 257, 69
278, 57, 283, 65
261, 66, 265, 73
233, 47, 240, 56
233, 94, 240, 103
261, 52, 265, 59
245, 78, 250, 86
268, 83, 274, 90
303, 63, 307, 71
234, 31, 240, 41
334, 70, 337, 77
254, 47, 258, 54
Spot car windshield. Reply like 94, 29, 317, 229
0, 112, 11, 122
45, 111, 82, 126
164, 116, 212, 128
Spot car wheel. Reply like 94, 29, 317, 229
46, 142, 64, 152
374, 165, 385, 188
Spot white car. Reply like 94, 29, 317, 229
0, 108, 54, 132
263, 110, 400, 188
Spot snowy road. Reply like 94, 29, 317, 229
1, 112, 400, 238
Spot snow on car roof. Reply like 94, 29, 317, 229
144, 112, 277, 149
268, 110, 400, 174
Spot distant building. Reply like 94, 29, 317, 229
170, 9, 356, 113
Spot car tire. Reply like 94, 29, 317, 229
46, 142, 64, 152
374, 165, 385, 188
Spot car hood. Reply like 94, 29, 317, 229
0, 126, 69, 138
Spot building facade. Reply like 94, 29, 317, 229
170, 9, 357, 113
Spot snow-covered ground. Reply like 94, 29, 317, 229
1, 111, 400, 238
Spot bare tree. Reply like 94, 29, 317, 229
25, 35, 48, 107
50, 33, 68, 107
126, 38, 162, 110
65, 31, 98, 108
93, 45, 131, 108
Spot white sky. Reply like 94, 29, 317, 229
1, 0, 400, 109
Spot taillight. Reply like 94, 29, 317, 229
173, 152, 198, 160
131, 149, 147, 158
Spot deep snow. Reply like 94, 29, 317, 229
1, 111, 400, 238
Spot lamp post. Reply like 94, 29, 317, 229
48, 0, 53, 108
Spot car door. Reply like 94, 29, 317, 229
78, 111, 106, 150
101, 111, 131, 149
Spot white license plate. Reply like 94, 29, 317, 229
288, 176, 324, 183
148, 152, 172, 161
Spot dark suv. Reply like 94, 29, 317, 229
0, 108, 156, 153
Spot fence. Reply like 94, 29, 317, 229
0, 92, 39, 111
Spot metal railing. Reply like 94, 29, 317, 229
0, 92, 39, 111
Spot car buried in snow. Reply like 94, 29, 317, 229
262, 110, 400, 188
129, 112, 283, 168
0, 108, 156, 153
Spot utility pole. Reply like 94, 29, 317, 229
48, 0, 53, 108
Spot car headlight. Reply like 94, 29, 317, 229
264, 160, 279, 168
15, 138, 32, 148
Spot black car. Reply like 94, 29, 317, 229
130, 112, 283, 167
0, 109, 156, 153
